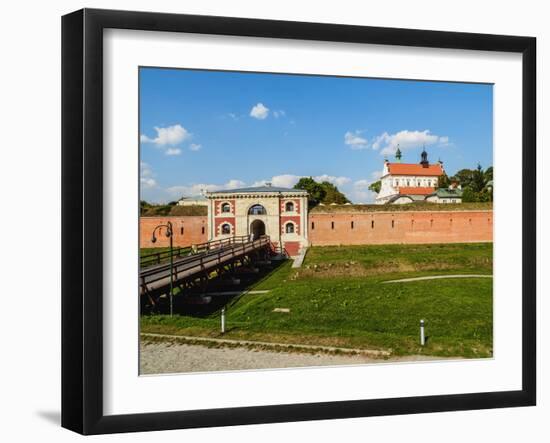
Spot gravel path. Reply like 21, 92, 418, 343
382, 274, 493, 283
140, 341, 444, 375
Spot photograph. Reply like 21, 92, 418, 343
138, 67, 494, 375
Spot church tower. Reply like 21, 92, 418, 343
395, 145, 402, 162
420, 146, 429, 168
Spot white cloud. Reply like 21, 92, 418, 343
344, 131, 369, 150
314, 174, 352, 187
439, 136, 451, 147
189, 143, 202, 151
250, 103, 270, 120
273, 110, 286, 118
140, 177, 157, 189
224, 179, 247, 189
140, 124, 191, 147
252, 174, 302, 189
140, 162, 157, 189
140, 161, 153, 176
252, 174, 352, 190
165, 148, 182, 156
349, 179, 378, 203
372, 129, 449, 156
155, 173, 364, 203
165, 179, 246, 198
370, 170, 382, 181
354, 179, 370, 188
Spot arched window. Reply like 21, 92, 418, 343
285, 201, 294, 212
221, 202, 231, 213
221, 224, 231, 235
248, 204, 267, 215
285, 223, 295, 234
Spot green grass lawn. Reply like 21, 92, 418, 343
141, 243, 493, 358
140, 247, 172, 257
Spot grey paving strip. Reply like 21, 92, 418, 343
292, 246, 309, 268
141, 332, 391, 357
382, 274, 493, 283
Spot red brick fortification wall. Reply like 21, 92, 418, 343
308, 210, 493, 246
140, 216, 208, 248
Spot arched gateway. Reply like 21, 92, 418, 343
250, 219, 266, 240
206, 185, 309, 257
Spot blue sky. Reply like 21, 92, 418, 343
139, 67, 493, 203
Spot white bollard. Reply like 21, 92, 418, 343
221, 307, 226, 334
420, 319, 425, 346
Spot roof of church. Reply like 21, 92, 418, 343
209, 186, 308, 194
398, 186, 436, 195
387, 163, 443, 177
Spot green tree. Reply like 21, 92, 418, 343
368, 180, 381, 194
438, 173, 451, 188
452, 168, 476, 188
461, 187, 479, 203
320, 181, 350, 204
294, 177, 326, 206
471, 164, 486, 193
294, 177, 349, 206
484, 166, 493, 183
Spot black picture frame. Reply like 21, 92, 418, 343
62, 8, 536, 435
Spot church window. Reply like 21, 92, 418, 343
201, 226, 205, 234
180, 227, 184, 235
221, 202, 231, 213
285, 223, 295, 234
371, 220, 375, 229
392, 220, 395, 228
331, 222, 335, 230
221, 224, 231, 235
351, 221, 354, 229
311, 222, 315, 230
285, 201, 294, 212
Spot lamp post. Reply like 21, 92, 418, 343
151, 221, 174, 316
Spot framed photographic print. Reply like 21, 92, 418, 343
61, 8, 536, 435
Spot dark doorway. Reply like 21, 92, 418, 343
250, 219, 266, 240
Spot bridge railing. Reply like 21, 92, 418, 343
140, 246, 193, 268
139, 235, 271, 295
191, 235, 251, 254
140, 235, 253, 268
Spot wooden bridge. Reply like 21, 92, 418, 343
139, 235, 273, 305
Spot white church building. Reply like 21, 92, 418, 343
376, 147, 448, 204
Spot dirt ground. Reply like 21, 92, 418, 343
140, 341, 448, 375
